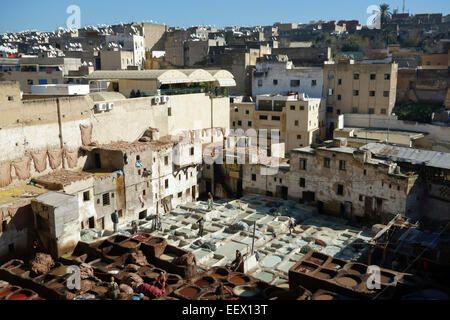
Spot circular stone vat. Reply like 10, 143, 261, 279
233, 285, 260, 299
146, 237, 165, 245
315, 269, 338, 280
326, 259, 346, 270
305, 252, 328, 266
178, 286, 201, 299
166, 274, 182, 286
254, 271, 275, 283
208, 267, 230, 280
229, 275, 251, 285
0, 287, 19, 300
336, 275, 361, 287
8, 290, 36, 301
295, 262, 318, 274
194, 276, 215, 288
346, 263, 367, 275
313, 293, 336, 300
120, 240, 140, 249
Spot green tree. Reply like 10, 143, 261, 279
380, 3, 392, 27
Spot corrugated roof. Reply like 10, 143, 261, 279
361, 143, 450, 170
87, 70, 191, 83
87, 69, 236, 87
180, 69, 216, 82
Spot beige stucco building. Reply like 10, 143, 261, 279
323, 58, 398, 137
231, 94, 324, 153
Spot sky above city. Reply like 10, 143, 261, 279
1, 0, 449, 33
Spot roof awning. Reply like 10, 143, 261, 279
215, 78, 236, 87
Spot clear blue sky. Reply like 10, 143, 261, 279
1, 0, 449, 33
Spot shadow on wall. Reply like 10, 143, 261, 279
0, 205, 35, 265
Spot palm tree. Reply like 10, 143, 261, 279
380, 3, 392, 27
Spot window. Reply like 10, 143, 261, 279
234, 108, 239, 112
311, 80, 317, 86
248, 121, 252, 127
352, 107, 358, 113
232, 121, 236, 127
178, 192, 182, 198
291, 80, 300, 87
324, 157, 331, 168
381, 109, 387, 115
336, 109, 341, 115
337, 95, 342, 101
245, 110, 249, 115
164, 156, 169, 166
359, 195, 364, 202
299, 158, 307, 170
328, 88, 334, 96
143, 190, 146, 196
299, 178, 306, 188
290, 106, 295, 111
369, 108, 375, 114
354, 74, 360, 80
52, 79, 58, 84
369, 91, 375, 97
8, 96, 13, 101
383, 91, 389, 97
337, 184, 344, 195
272, 116, 280, 121
83, 191, 90, 202
338, 79, 342, 85
327, 107, 333, 113
136, 155, 141, 161
273, 79, 278, 85
364, 169, 367, 175
300, 106, 305, 111
258, 80, 263, 87
259, 115, 268, 120
370, 74, 376, 80
27, 79, 33, 85
384, 74, 390, 80
252, 174, 256, 181
353, 90, 359, 96
238, 120, 242, 126
165, 179, 169, 189
295, 120, 299, 126
190, 147, 195, 156
297, 135, 302, 140
102, 193, 110, 206
339, 160, 346, 171
168, 107, 172, 116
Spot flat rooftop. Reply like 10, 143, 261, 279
0, 184, 50, 207
33, 170, 94, 188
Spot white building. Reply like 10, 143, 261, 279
252, 55, 323, 98
106, 34, 146, 68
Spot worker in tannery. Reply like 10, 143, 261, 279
197, 217, 204, 237
156, 272, 167, 290
230, 250, 243, 272
107, 277, 119, 300
207, 192, 214, 211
